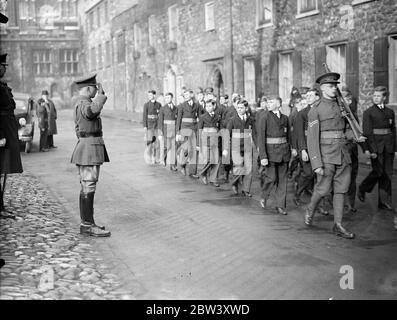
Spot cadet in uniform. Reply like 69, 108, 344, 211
176, 89, 200, 177
197, 100, 222, 187
196, 88, 206, 116
305, 72, 354, 239
0, 53, 23, 219
258, 96, 291, 215
158, 92, 178, 171
143, 90, 161, 164
358, 86, 396, 213
71, 74, 110, 237
36, 98, 49, 152
224, 99, 257, 197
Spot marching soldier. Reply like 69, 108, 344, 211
305, 72, 354, 239
176, 89, 200, 178
158, 92, 178, 171
358, 86, 396, 214
143, 90, 161, 164
70, 74, 110, 237
258, 96, 291, 215
197, 100, 222, 187
36, 98, 49, 152
41, 90, 58, 149
196, 88, 206, 116
223, 99, 257, 197
0, 53, 23, 219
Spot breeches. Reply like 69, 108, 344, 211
314, 162, 351, 196
78, 165, 100, 193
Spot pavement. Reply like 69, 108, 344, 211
1, 109, 397, 300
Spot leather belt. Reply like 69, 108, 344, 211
77, 131, 103, 138
373, 128, 392, 135
182, 118, 196, 123
266, 137, 287, 144
147, 115, 158, 119
320, 130, 345, 139
202, 128, 218, 133
232, 132, 252, 138
163, 120, 175, 125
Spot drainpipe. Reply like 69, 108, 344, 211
229, 0, 234, 93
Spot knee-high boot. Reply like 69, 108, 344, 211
332, 193, 355, 239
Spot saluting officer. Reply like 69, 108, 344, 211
258, 95, 291, 215
158, 92, 178, 171
143, 90, 162, 165
358, 86, 396, 213
305, 72, 354, 239
70, 74, 110, 237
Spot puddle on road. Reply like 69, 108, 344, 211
353, 238, 397, 248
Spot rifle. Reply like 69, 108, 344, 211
322, 63, 366, 143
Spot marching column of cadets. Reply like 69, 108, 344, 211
143, 76, 397, 239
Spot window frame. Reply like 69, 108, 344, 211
256, 0, 273, 29
278, 51, 294, 103
204, 2, 215, 32
388, 35, 397, 105
59, 49, 79, 75
296, 0, 319, 19
33, 50, 52, 76
326, 42, 347, 89
168, 5, 178, 41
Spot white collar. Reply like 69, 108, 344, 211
239, 114, 246, 121
377, 104, 385, 109
272, 110, 281, 118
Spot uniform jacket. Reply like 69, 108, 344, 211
158, 103, 178, 137
289, 107, 299, 149
222, 106, 238, 129
258, 111, 291, 163
197, 100, 206, 116
362, 104, 396, 154
37, 102, 49, 130
176, 100, 199, 132
0, 80, 23, 174
70, 94, 109, 166
46, 99, 57, 135
197, 111, 222, 147
295, 105, 311, 152
307, 97, 351, 170
143, 100, 161, 129
225, 114, 257, 154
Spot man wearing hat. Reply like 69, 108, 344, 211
41, 90, 58, 149
70, 74, 110, 237
0, 53, 23, 219
305, 72, 355, 239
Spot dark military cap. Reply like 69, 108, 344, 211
299, 86, 310, 94
74, 74, 97, 89
316, 72, 340, 85
0, 13, 8, 24
41, 90, 49, 95
0, 53, 8, 66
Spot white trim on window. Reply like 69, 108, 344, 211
296, 0, 319, 19
352, 0, 373, 5
204, 2, 215, 32
256, 0, 273, 29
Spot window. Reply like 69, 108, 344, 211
256, 0, 273, 28
105, 41, 111, 67
96, 6, 101, 27
204, 2, 215, 31
326, 43, 347, 88
148, 15, 155, 46
278, 52, 293, 103
168, 5, 178, 41
104, 0, 109, 22
88, 11, 94, 32
297, 0, 319, 17
33, 50, 52, 75
6, 0, 19, 26
134, 23, 142, 49
60, 49, 79, 74
389, 36, 397, 104
90, 47, 96, 71
117, 33, 125, 64
244, 59, 256, 105
164, 69, 177, 101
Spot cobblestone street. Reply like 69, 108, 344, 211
0, 173, 135, 300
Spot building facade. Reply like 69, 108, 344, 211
0, 0, 83, 107
2, 0, 396, 114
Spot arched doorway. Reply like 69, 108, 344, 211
207, 66, 224, 102
50, 83, 59, 98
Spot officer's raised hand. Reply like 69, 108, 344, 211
96, 82, 105, 95
261, 158, 269, 167
0, 138, 6, 147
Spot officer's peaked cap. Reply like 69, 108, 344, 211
316, 72, 340, 85
74, 74, 97, 89
0, 13, 8, 24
